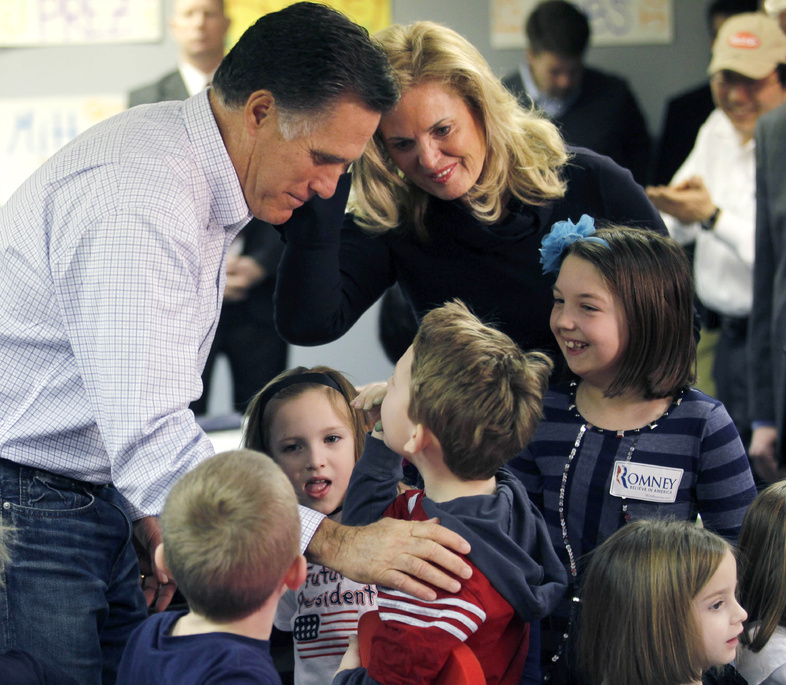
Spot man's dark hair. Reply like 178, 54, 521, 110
213, 2, 398, 119
707, 0, 759, 29
525, 0, 590, 57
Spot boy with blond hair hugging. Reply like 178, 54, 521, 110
333, 300, 566, 685
117, 449, 306, 685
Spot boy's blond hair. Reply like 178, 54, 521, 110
161, 449, 300, 622
410, 300, 552, 480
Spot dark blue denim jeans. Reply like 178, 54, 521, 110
0, 458, 147, 685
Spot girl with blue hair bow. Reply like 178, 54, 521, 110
511, 217, 757, 685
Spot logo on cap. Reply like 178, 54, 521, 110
729, 32, 761, 49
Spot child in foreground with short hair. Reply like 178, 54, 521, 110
579, 518, 748, 685
333, 300, 567, 685
243, 366, 377, 685
116, 449, 306, 685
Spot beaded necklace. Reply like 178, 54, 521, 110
543, 382, 683, 681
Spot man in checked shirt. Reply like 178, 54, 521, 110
0, 4, 470, 683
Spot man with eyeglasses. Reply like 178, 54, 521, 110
647, 13, 786, 459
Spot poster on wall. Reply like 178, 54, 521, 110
225, 0, 391, 48
0, 96, 125, 204
0, 0, 161, 46
491, 0, 672, 49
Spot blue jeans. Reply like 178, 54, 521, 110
0, 458, 147, 685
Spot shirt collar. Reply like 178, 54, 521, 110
183, 90, 252, 229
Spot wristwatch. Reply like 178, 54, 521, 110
701, 207, 720, 231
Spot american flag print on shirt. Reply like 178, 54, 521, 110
274, 563, 377, 684
294, 609, 365, 659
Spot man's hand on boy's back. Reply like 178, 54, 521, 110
307, 516, 471, 601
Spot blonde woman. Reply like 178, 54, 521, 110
274, 21, 663, 363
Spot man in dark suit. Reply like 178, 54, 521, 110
749, 103, 786, 483
130, 0, 287, 414
129, 0, 229, 106
502, 0, 650, 184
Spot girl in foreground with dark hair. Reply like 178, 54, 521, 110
511, 220, 756, 682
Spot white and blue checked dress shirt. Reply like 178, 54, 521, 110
0, 90, 249, 519
0, 89, 324, 545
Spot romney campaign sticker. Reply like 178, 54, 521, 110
609, 461, 683, 503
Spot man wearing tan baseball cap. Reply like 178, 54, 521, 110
707, 11, 786, 141
647, 12, 786, 460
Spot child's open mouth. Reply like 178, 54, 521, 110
305, 478, 332, 497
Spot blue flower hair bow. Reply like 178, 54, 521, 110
539, 215, 610, 274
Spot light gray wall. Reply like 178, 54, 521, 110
0, 0, 713, 412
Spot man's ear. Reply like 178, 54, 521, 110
243, 90, 276, 131
283, 554, 307, 592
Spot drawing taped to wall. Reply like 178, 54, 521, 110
225, 0, 391, 48
0, 96, 125, 204
0, 0, 161, 46
491, 0, 672, 49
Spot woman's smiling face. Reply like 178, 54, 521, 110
378, 81, 487, 202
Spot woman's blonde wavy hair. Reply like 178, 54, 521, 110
350, 21, 569, 240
